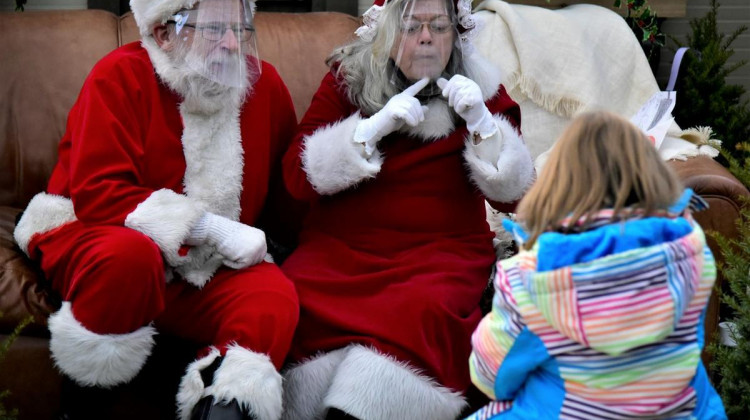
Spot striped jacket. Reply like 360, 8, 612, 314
467, 190, 727, 419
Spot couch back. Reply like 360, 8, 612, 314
0, 10, 360, 210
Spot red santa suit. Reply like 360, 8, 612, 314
13, 41, 299, 419
280, 50, 535, 420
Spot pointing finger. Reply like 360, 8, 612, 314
402, 77, 431, 97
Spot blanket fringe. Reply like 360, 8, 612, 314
505, 72, 584, 119
680, 126, 722, 148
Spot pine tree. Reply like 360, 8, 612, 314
0, 314, 31, 420
671, 0, 750, 162
708, 143, 750, 419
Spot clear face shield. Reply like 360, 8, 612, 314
389, 0, 461, 99
169, 0, 261, 89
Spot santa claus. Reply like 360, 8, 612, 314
13, 0, 299, 419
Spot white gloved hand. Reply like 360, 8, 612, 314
186, 212, 267, 269
437, 75, 497, 140
353, 77, 431, 156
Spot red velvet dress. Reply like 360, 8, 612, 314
282, 71, 521, 392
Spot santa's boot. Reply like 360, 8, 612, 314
324, 407, 361, 420
57, 376, 118, 420
187, 355, 253, 420
178, 345, 283, 420
49, 302, 156, 419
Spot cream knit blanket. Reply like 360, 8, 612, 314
471, 0, 719, 166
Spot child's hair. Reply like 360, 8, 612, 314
516, 111, 684, 248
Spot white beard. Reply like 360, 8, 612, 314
160, 45, 251, 116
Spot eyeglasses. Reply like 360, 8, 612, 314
168, 20, 255, 42
400, 16, 454, 36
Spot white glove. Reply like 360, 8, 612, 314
353, 77, 431, 156
437, 75, 497, 140
186, 212, 267, 269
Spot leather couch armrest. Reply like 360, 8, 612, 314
668, 156, 749, 367
668, 156, 750, 238
0, 206, 55, 337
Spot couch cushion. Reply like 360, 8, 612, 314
252, 12, 360, 121
0, 10, 121, 209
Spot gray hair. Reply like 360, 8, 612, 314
327, 0, 466, 116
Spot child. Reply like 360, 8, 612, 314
466, 111, 727, 419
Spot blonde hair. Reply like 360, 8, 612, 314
326, 0, 464, 116
516, 111, 683, 248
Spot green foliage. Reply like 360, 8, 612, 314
616, 0, 666, 47
0, 314, 32, 420
670, 0, 750, 162
707, 144, 750, 419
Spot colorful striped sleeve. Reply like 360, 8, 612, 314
469, 264, 526, 399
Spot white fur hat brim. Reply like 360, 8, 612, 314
130, 0, 200, 38
130, 0, 257, 38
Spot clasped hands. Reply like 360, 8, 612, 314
354, 75, 496, 152
186, 212, 267, 269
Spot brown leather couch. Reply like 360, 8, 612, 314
0, 9, 359, 419
1, 8, 748, 420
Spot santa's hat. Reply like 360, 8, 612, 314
130, 0, 197, 38
129, 0, 256, 38
356, 0, 476, 43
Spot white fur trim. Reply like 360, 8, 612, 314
48, 302, 156, 388
180, 101, 244, 220
211, 346, 283, 420
464, 115, 534, 202
177, 346, 283, 420
130, 0, 199, 39
404, 99, 455, 140
463, 50, 503, 102
281, 348, 350, 420
124, 188, 204, 267
13, 192, 76, 256
177, 348, 222, 420
131, 0, 257, 38
174, 251, 225, 288
323, 345, 466, 420
302, 113, 384, 195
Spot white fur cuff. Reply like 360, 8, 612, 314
177, 348, 222, 420
301, 114, 384, 195
464, 115, 534, 202
48, 302, 156, 388
282, 348, 350, 420
177, 345, 283, 420
124, 188, 205, 267
324, 346, 466, 420
13, 192, 76, 256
